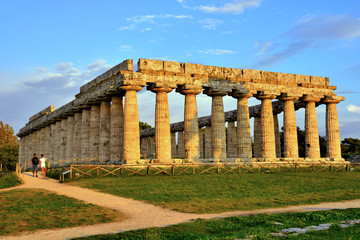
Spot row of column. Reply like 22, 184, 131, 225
19, 84, 343, 165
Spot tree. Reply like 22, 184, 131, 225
0, 121, 18, 147
0, 144, 19, 171
341, 138, 360, 158
139, 121, 152, 131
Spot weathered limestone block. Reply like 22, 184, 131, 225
121, 85, 143, 164
164, 61, 182, 73
257, 94, 276, 159
65, 116, 74, 161
100, 101, 111, 164
302, 96, 321, 159
138, 58, 164, 71
278, 73, 296, 84
273, 114, 281, 158
253, 116, 262, 158
177, 131, 185, 158
73, 112, 82, 160
204, 126, 212, 158
295, 74, 310, 84
243, 69, 261, 79
60, 118, 67, 160
90, 105, 100, 161
110, 96, 124, 162
227, 121, 237, 158
81, 109, 91, 159
311, 76, 325, 86
184, 63, 205, 74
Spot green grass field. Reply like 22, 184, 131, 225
69, 171, 360, 213
73, 208, 360, 239
0, 188, 125, 236
0, 173, 21, 189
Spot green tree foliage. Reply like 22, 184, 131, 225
0, 121, 19, 171
0, 144, 19, 171
0, 121, 18, 147
139, 121, 152, 131
341, 138, 360, 158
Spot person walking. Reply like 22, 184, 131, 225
39, 154, 48, 179
30, 153, 39, 177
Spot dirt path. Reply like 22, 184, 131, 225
2, 173, 360, 240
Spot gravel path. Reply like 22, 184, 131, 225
2, 172, 360, 240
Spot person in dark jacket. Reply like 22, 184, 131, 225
31, 153, 39, 177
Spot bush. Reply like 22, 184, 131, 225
0, 144, 19, 171
0, 173, 21, 189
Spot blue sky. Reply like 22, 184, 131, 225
1, 0, 360, 140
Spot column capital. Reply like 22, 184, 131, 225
230, 92, 253, 99
300, 95, 321, 102
322, 95, 345, 104
277, 93, 300, 102
256, 93, 276, 100
203, 88, 227, 97
176, 84, 202, 95
149, 87, 173, 93
120, 85, 143, 92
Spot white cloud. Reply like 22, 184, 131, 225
118, 24, 135, 31
87, 59, 107, 70
198, 49, 235, 55
347, 104, 360, 114
198, 18, 222, 30
126, 15, 155, 23
141, 28, 152, 32
118, 45, 132, 52
196, 0, 261, 14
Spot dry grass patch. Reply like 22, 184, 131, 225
0, 188, 126, 236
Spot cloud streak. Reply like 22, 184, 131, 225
178, 0, 261, 14
255, 14, 360, 67
198, 49, 235, 55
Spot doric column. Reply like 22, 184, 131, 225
177, 131, 185, 158
73, 112, 82, 160
227, 121, 237, 158
44, 126, 50, 159
121, 85, 143, 164
90, 104, 100, 162
54, 121, 61, 162
100, 100, 111, 164
149, 87, 173, 163
178, 86, 202, 161
140, 137, 148, 159
199, 129, 204, 158
231, 93, 253, 159
49, 123, 56, 161
171, 132, 176, 158
273, 114, 281, 158
65, 115, 74, 161
19, 137, 24, 164
38, 128, 44, 156
81, 108, 91, 159
28, 133, 33, 158
33, 130, 39, 156
253, 116, 262, 158
60, 118, 67, 161
205, 90, 227, 162
301, 95, 321, 159
279, 96, 299, 158
110, 95, 124, 163
323, 96, 344, 160
204, 126, 212, 158
150, 136, 155, 157
256, 94, 276, 159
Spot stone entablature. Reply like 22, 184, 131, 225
17, 58, 345, 165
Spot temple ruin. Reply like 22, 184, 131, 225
17, 58, 345, 165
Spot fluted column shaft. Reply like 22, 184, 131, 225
210, 94, 227, 161
181, 89, 202, 161
65, 116, 74, 161
177, 131, 185, 158
171, 132, 176, 158
253, 116, 262, 158
151, 88, 173, 162
273, 114, 281, 158
227, 121, 237, 158
110, 96, 124, 162
81, 109, 91, 159
281, 98, 299, 158
100, 101, 111, 164
73, 113, 82, 160
60, 118, 67, 161
257, 95, 276, 159
44, 126, 50, 159
303, 97, 321, 159
39, 128, 44, 156
199, 129, 204, 158
325, 101, 342, 159
204, 126, 212, 158
49, 123, 56, 161
90, 105, 100, 161
122, 85, 143, 164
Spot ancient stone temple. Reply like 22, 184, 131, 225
17, 58, 345, 165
